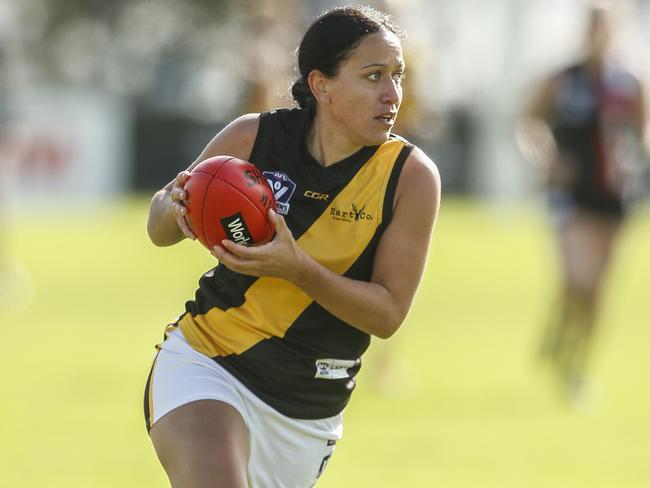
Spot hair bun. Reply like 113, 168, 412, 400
291, 78, 315, 109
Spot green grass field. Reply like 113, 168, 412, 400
1, 197, 649, 487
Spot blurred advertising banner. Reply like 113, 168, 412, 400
5, 87, 131, 208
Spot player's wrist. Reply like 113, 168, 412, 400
289, 250, 318, 290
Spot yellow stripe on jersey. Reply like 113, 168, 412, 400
180, 139, 405, 357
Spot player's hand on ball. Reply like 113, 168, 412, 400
211, 209, 306, 281
170, 171, 196, 240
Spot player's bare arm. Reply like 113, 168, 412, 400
213, 147, 441, 338
518, 76, 559, 170
146, 114, 260, 247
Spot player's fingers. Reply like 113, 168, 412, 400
175, 171, 190, 185
211, 245, 258, 275
220, 239, 258, 258
211, 244, 225, 260
170, 187, 187, 202
172, 200, 188, 216
176, 216, 196, 240
269, 209, 290, 236
172, 202, 195, 239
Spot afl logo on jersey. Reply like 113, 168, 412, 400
263, 171, 296, 215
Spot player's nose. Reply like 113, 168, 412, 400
380, 78, 401, 105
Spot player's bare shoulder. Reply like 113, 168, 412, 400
226, 113, 262, 145
396, 145, 441, 212
198, 113, 262, 163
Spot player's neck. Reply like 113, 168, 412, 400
306, 116, 363, 167
584, 50, 607, 73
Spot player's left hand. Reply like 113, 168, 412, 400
211, 209, 308, 281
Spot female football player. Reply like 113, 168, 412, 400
145, 6, 440, 486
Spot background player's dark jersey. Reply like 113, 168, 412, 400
550, 61, 641, 216
178, 107, 413, 418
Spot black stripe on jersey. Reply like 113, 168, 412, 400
186, 266, 258, 314
216, 337, 360, 419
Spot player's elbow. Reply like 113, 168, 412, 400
147, 218, 182, 247
147, 197, 182, 247
366, 287, 411, 339
147, 218, 167, 247
372, 308, 407, 339
373, 321, 402, 339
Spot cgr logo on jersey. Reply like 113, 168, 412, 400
220, 212, 252, 246
329, 203, 374, 223
263, 171, 296, 215
304, 190, 329, 202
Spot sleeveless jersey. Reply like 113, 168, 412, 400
549, 61, 642, 216
177, 107, 413, 419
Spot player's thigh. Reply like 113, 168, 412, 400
559, 215, 611, 292
150, 399, 250, 488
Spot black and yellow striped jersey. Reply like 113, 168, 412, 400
177, 107, 413, 419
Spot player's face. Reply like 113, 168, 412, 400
326, 30, 404, 146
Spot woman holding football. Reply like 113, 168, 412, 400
145, 6, 440, 487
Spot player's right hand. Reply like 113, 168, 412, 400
170, 171, 196, 240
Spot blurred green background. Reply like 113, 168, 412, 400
1, 197, 648, 487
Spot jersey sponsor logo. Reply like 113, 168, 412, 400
263, 171, 296, 215
304, 190, 329, 202
314, 358, 360, 380
220, 212, 252, 245
329, 203, 374, 223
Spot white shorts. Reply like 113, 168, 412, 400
144, 327, 343, 488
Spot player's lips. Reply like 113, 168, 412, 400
375, 112, 396, 126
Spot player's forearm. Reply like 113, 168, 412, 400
147, 189, 185, 247
519, 117, 558, 169
292, 254, 406, 339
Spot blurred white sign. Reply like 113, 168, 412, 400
5, 87, 131, 208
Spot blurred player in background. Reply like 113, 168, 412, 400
519, 1, 649, 409
144, 6, 440, 487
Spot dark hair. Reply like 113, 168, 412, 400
291, 6, 404, 109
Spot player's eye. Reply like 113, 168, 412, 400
366, 72, 381, 81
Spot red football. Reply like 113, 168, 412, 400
185, 156, 276, 250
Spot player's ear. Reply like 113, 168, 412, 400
307, 69, 331, 104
